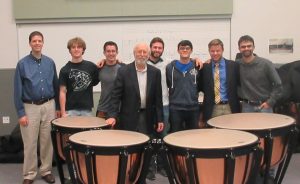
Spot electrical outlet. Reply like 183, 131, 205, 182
2, 116, 10, 124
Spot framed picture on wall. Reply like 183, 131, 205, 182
269, 38, 293, 54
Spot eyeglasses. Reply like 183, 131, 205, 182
179, 46, 191, 51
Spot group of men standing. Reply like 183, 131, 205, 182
15, 31, 294, 184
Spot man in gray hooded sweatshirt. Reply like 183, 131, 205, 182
166, 40, 202, 133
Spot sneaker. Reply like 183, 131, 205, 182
146, 171, 156, 180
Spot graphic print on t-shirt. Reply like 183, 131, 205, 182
69, 69, 92, 91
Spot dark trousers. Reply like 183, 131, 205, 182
169, 109, 199, 133
136, 110, 148, 135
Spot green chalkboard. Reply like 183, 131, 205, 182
13, 0, 232, 21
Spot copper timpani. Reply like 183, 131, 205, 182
207, 113, 297, 184
163, 129, 262, 184
51, 116, 109, 184
65, 130, 151, 184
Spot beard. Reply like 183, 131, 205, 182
151, 51, 162, 60
135, 58, 147, 66
241, 50, 253, 58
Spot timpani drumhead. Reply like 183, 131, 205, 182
164, 129, 258, 149
69, 130, 149, 147
68, 130, 149, 184
207, 113, 294, 130
52, 116, 107, 129
51, 116, 108, 161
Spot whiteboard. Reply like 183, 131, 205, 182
17, 19, 231, 91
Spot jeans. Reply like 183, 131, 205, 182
169, 109, 199, 133
241, 102, 273, 113
161, 105, 170, 137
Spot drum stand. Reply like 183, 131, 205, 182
137, 142, 154, 184
262, 125, 298, 184
149, 138, 175, 183
64, 144, 80, 184
160, 144, 176, 184
161, 145, 263, 184
64, 143, 153, 184
51, 128, 70, 184
274, 127, 298, 184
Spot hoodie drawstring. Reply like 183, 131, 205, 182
171, 66, 174, 88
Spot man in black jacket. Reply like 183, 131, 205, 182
106, 42, 164, 135
202, 39, 240, 123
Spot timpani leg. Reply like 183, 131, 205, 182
160, 145, 176, 184
225, 153, 235, 184
85, 149, 94, 184
247, 147, 264, 184
185, 153, 196, 184
264, 135, 274, 184
117, 150, 128, 184
64, 145, 78, 184
51, 129, 65, 184
276, 127, 298, 184
137, 144, 153, 184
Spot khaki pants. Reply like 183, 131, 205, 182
21, 99, 55, 180
211, 104, 232, 118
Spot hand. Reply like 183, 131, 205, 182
61, 112, 68, 117
259, 102, 271, 110
156, 122, 164, 132
106, 118, 116, 128
96, 59, 106, 68
193, 57, 204, 69
55, 111, 61, 118
205, 59, 211, 64
19, 116, 29, 127
290, 103, 297, 114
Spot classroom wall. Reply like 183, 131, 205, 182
0, 0, 299, 135
231, 0, 299, 63
1, 0, 300, 69
0, 0, 18, 69
16, 19, 231, 79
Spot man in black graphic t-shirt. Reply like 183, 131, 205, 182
59, 37, 99, 117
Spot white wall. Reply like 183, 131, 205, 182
0, 0, 18, 68
1, 0, 299, 69
16, 19, 231, 73
231, 0, 300, 63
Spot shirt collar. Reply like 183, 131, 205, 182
213, 58, 225, 67
30, 52, 42, 64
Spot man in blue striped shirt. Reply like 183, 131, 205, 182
14, 31, 59, 184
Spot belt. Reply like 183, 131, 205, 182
216, 101, 228, 105
242, 99, 262, 106
23, 97, 54, 105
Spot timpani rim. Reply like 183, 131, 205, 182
163, 129, 258, 149
51, 116, 107, 128
69, 130, 149, 147
207, 113, 295, 130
